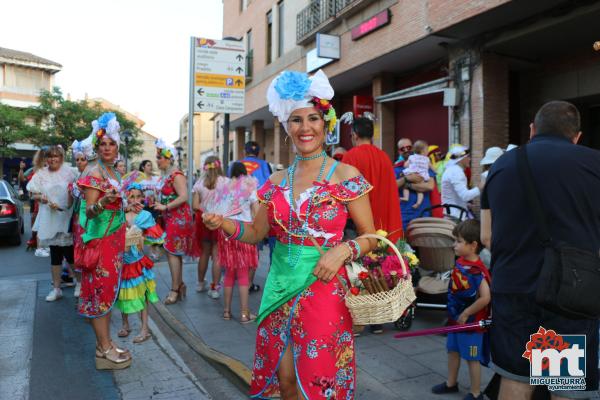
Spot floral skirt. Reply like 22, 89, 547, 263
72, 213, 84, 272
116, 255, 158, 314
78, 225, 125, 318
250, 270, 355, 399
162, 204, 200, 257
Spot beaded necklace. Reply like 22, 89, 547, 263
98, 160, 123, 210
287, 150, 327, 268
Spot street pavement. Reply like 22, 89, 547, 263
151, 250, 495, 400
1, 211, 495, 399
0, 212, 226, 400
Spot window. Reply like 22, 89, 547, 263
266, 10, 273, 64
239, 0, 247, 12
278, 1, 284, 57
246, 30, 254, 80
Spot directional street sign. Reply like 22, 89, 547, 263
193, 38, 246, 114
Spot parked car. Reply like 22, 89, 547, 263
0, 179, 24, 246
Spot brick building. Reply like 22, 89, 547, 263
221, 0, 600, 181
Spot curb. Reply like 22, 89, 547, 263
150, 300, 252, 388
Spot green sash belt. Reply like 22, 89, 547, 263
79, 199, 125, 243
257, 241, 328, 324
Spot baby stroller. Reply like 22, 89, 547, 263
394, 204, 471, 331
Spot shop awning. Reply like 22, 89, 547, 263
375, 77, 450, 103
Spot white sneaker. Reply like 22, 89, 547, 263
35, 248, 50, 257
196, 281, 207, 293
74, 282, 81, 298
45, 288, 63, 302
207, 289, 220, 299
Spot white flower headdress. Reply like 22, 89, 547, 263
72, 133, 97, 160
155, 138, 178, 161
91, 112, 120, 148
266, 69, 337, 133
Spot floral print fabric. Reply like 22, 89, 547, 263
250, 270, 355, 399
159, 170, 199, 257
250, 175, 372, 399
256, 175, 372, 247
76, 174, 125, 318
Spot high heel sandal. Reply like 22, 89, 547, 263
164, 288, 179, 305
240, 310, 256, 324
96, 343, 130, 357
164, 282, 186, 305
223, 310, 232, 320
95, 346, 132, 370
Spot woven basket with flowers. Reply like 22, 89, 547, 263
344, 231, 418, 325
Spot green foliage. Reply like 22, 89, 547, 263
26, 87, 143, 158
0, 103, 29, 158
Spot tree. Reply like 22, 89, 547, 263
0, 104, 29, 177
27, 87, 143, 159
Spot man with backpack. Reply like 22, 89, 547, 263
481, 101, 600, 399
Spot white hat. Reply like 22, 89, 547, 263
480, 147, 504, 166
506, 144, 518, 152
266, 69, 336, 133
72, 133, 97, 161
446, 144, 469, 165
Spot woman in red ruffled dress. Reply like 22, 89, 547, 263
77, 112, 137, 370
153, 139, 199, 304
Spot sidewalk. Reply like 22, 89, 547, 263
0, 278, 210, 400
151, 250, 494, 400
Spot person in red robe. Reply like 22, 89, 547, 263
342, 117, 403, 243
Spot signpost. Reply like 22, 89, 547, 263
188, 37, 246, 195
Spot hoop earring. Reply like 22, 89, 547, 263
285, 135, 289, 144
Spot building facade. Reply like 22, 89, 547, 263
222, 0, 600, 182
178, 112, 215, 177
0, 47, 62, 181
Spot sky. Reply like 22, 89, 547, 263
1, 0, 224, 144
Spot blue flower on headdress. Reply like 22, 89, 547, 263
274, 71, 311, 101
126, 182, 143, 192
97, 112, 116, 129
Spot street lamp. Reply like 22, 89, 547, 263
176, 146, 184, 171
122, 129, 132, 172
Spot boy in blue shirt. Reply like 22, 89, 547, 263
432, 219, 491, 400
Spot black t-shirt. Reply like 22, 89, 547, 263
482, 134, 600, 294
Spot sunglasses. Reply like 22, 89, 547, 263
399, 145, 412, 152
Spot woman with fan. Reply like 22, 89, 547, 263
203, 70, 378, 399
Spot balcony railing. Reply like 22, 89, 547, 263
296, 0, 373, 44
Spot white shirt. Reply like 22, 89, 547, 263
27, 165, 77, 245
441, 163, 480, 219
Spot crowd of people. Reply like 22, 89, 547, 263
19, 67, 600, 400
